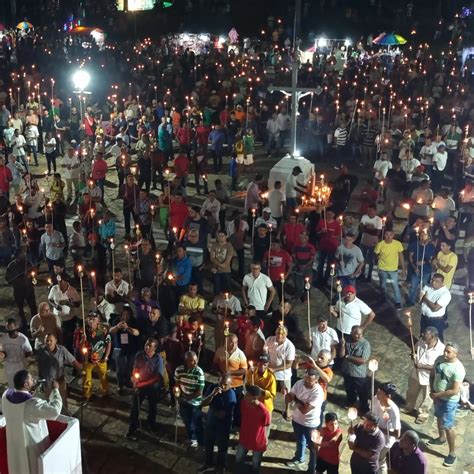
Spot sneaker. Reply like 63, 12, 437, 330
125, 430, 138, 441
189, 439, 198, 449
427, 437, 446, 446
443, 454, 456, 467
197, 465, 213, 473
285, 459, 304, 468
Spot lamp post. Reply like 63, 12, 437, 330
368, 358, 379, 410
72, 69, 91, 121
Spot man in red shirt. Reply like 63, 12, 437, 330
235, 385, 270, 472
315, 210, 341, 286
195, 120, 211, 155
176, 123, 194, 157
173, 152, 190, 189
263, 239, 292, 304
91, 152, 109, 200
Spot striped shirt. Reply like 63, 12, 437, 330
174, 365, 205, 406
334, 127, 348, 146
341, 338, 371, 378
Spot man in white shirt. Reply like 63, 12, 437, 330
266, 112, 280, 156
265, 325, 295, 392
404, 326, 445, 423
419, 137, 436, 173
373, 152, 392, 182
105, 268, 131, 303
201, 190, 221, 225
285, 369, 324, 471
62, 147, 81, 201
419, 273, 452, 342
285, 166, 305, 211
0, 318, 33, 387
310, 315, 339, 362
432, 142, 448, 191
268, 181, 286, 227
359, 205, 382, 281
242, 261, 276, 316
330, 285, 375, 338
48, 279, 80, 352
255, 207, 278, 230
11, 129, 27, 168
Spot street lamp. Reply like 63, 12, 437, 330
72, 69, 91, 120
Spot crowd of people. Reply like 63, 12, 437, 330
0, 10, 472, 474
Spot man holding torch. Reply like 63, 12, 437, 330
125, 337, 164, 440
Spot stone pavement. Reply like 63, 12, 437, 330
0, 146, 473, 473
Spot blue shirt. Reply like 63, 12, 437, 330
133, 350, 164, 385
408, 241, 436, 274
172, 255, 192, 287
98, 219, 116, 241
205, 383, 237, 425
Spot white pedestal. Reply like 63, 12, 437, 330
268, 154, 314, 190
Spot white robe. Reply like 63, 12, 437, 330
2, 388, 62, 474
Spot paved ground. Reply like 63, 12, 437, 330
0, 145, 473, 473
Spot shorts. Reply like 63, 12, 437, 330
244, 154, 254, 165
236, 154, 245, 164
433, 398, 458, 429
316, 457, 339, 474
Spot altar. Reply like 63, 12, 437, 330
268, 154, 314, 191
0, 415, 82, 474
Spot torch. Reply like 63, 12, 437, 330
406, 312, 416, 357
224, 321, 230, 371
124, 244, 132, 289
173, 386, 181, 450
155, 252, 161, 301
468, 293, 474, 359
110, 238, 115, 276
197, 325, 204, 360
280, 273, 285, 325
329, 263, 336, 305
368, 358, 379, 410
305, 277, 311, 344
78, 265, 86, 334
249, 360, 255, 385
348, 406, 358, 428
251, 208, 256, 252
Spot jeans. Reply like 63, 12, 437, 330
213, 272, 231, 295
317, 250, 336, 284
235, 248, 245, 279
338, 275, 357, 288
407, 270, 431, 305
292, 420, 318, 471
360, 244, 375, 279
45, 152, 57, 174
28, 145, 38, 165
129, 384, 160, 431
378, 270, 402, 304
204, 414, 232, 468
235, 444, 264, 473
114, 348, 135, 388
179, 401, 203, 443
123, 207, 138, 235
294, 267, 312, 299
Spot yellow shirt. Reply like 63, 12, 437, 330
246, 368, 277, 413
179, 295, 206, 312
375, 240, 404, 271
436, 251, 458, 288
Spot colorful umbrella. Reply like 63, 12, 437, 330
16, 21, 33, 30
373, 32, 407, 46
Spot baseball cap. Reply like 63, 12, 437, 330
263, 207, 271, 213
342, 285, 356, 295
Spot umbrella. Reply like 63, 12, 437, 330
373, 32, 407, 46
16, 21, 33, 30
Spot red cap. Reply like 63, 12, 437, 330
342, 285, 356, 295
